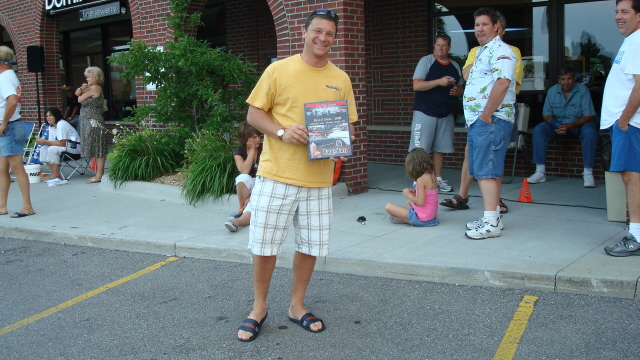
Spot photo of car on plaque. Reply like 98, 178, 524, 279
304, 100, 353, 160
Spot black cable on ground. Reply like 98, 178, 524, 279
367, 186, 607, 211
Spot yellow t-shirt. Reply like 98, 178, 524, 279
465, 45, 523, 94
246, 54, 358, 187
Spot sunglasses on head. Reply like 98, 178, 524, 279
308, 8, 339, 21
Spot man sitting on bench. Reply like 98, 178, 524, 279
527, 66, 598, 187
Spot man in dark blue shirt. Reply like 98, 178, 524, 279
527, 66, 598, 188
409, 34, 463, 193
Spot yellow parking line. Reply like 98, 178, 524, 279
0, 256, 179, 336
493, 295, 539, 360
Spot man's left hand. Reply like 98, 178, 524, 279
330, 134, 356, 163
617, 119, 630, 131
479, 114, 492, 124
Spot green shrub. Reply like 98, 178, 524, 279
108, 0, 258, 135
108, 129, 184, 188
182, 130, 237, 204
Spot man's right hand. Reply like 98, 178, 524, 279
0, 123, 6, 137
440, 76, 455, 87
554, 125, 567, 135
282, 124, 308, 145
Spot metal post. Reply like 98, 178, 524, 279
35, 72, 42, 129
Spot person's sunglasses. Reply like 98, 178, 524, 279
308, 8, 339, 22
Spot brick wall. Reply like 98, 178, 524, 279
365, 0, 428, 128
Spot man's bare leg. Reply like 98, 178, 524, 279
459, 145, 473, 198
237, 254, 276, 341
0, 157, 11, 214
288, 251, 323, 331
8, 155, 34, 214
621, 171, 640, 223
477, 178, 501, 211
441, 144, 473, 206
432, 151, 444, 178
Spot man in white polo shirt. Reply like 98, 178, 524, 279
602, 0, 640, 257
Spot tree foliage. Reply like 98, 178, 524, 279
108, 0, 258, 135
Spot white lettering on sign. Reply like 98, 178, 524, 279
45, 0, 84, 11
79, 2, 120, 21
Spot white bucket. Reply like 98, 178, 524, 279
24, 164, 42, 183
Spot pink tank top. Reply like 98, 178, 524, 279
411, 189, 438, 221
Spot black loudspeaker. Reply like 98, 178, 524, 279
27, 46, 45, 73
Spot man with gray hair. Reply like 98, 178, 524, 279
0, 46, 35, 218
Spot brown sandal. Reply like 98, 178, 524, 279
440, 194, 470, 210
500, 199, 508, 214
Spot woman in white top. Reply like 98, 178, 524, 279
36, 107, 81, 181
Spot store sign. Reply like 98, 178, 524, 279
79, 2, 122, 21
45, 0, 104, 11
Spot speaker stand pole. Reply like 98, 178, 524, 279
35, 72, 42, 129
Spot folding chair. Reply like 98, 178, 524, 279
503, 103, 531, 184
21, 122, 40, 164
59, 140, 94, 180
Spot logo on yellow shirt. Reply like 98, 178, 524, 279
325, 85, 342, 92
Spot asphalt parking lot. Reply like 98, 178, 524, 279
2, 238, 639, 360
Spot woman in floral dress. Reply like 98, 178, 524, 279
76, 66, 107, 183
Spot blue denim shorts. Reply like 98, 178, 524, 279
407, 207, 439, 227
467, 116, 513, 179
0, 120, 27, 157
610, 121, 640, 173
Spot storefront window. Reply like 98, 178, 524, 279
197, 1, 227, 50
62, 20, 133, 121
68, 27, 105, 96
109, 22, 136, 120
436, 0, 542, 11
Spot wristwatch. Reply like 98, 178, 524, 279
277, 128, 286, 141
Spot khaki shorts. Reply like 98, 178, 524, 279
248, 176, 332, 256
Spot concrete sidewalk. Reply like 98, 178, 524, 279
1, 163, 637, 299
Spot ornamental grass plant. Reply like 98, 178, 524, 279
108, 129, 185, 189
182, 130, 236, 205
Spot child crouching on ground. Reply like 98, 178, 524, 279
384, 147, 439, 227
225, 121, 262, 232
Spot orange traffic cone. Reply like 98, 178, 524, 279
91, 158, 97, 171
518, 178, 533, 203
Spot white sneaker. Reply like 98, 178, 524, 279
466, 216, 504, 230
224, 220, 238, 232
465, 217, 503, 239
583, 172, 595, 188
46, 178, 62, 187
437, 178, 453, 193
527, 171, 546, 184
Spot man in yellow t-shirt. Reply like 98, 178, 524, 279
440, 11, 522, 215
237, 9, 358, 342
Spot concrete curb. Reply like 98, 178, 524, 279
3, 225, 636, 299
